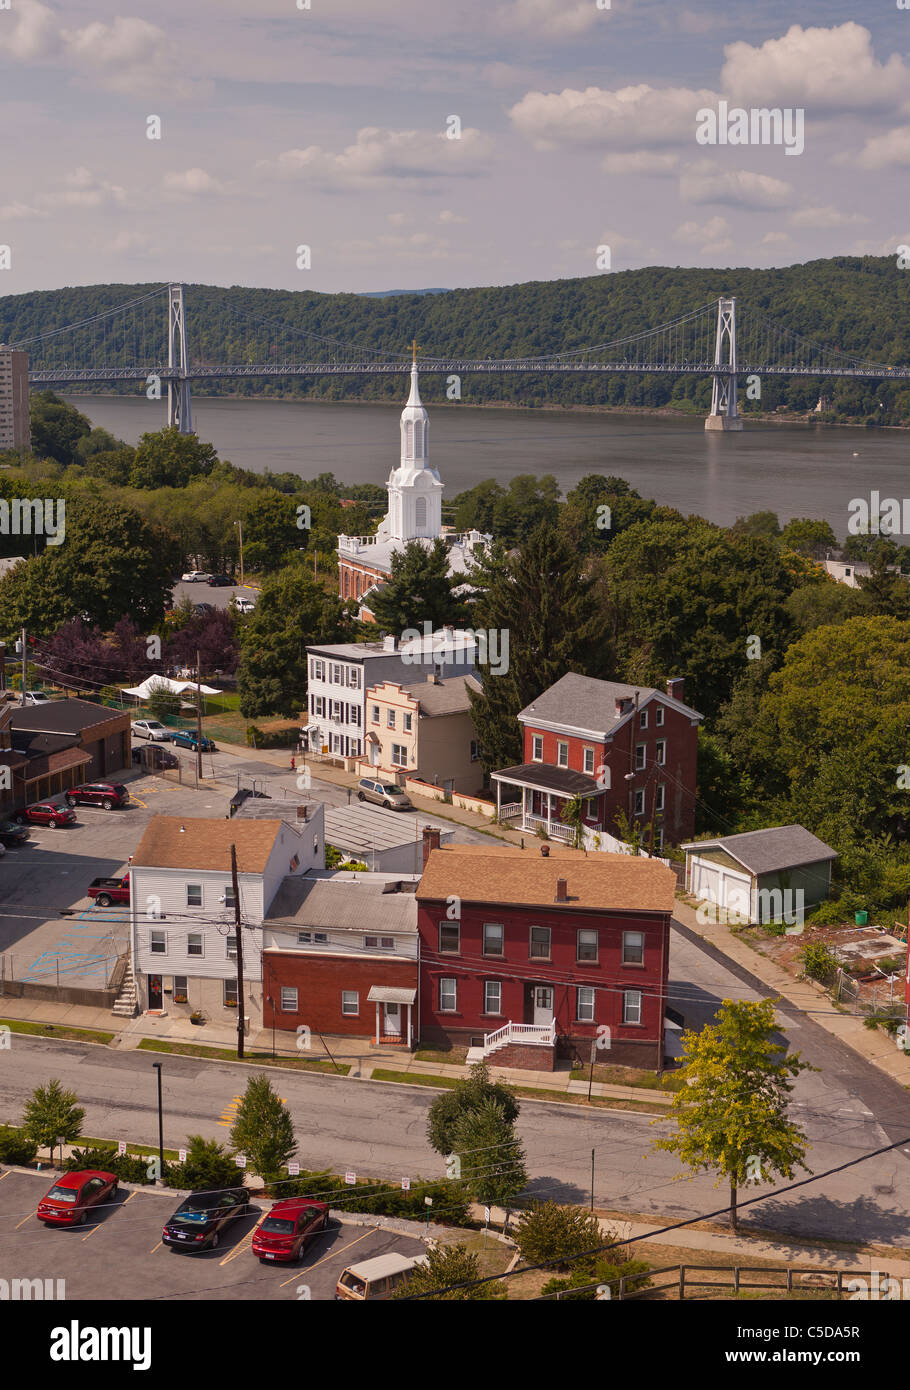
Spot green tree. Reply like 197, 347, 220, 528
30, 391, 92, 466
652, 999, 812, 1230
243, 492, 299, 573
561, 475, 656, 555
169, 1135, 242, 1190
237, 565, 351, 717
22, 1078, 85, 1159
855, 542, 910, 618
730, 511, 782, 543
560, 794, 585, 848
779, 517, 837, 559
229, 1073, 296, 1177
130, 427, 219, 489
426, 1059, 520, 1156
467, 523, 610, 773
451, 1097, 527, 1206
145, 683, 182, 721
393, 1243, 506, 1300
514, 1201, 602, 1268
367, 538, 466, 632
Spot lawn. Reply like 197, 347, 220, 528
0, 1018, 115, 1045
137, 1039, 350, 1074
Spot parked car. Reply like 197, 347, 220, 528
0, 820, 30, 847
22, 691, 53, 706
132, 744, 179, 769
232, 597, 255, 614
87, 873, 130, 907
335, 1252, 428, 1301
15, 801, 77, 828
162, 1188, 251, 1251
65, 782, 130, 810
36, 1170, 119, 1226
0, 842, 6, 858
171, 730, 216, 753
251, 1199, 329, 1264
132, 719, 172, 742
181, 571, 211, 583
356, 778, 413, 811
207, 574, 233, 587
193, 602, 215, 616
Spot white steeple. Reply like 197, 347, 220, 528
380, 343, 443, 544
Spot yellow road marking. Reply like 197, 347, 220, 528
220, 1225, 257, 1266
0, 1171, 10, 1181
14, 1208, 37, 1229
150, 1239, 163, 1253
277, 1229, 370, 1288
130, 794, 148, 808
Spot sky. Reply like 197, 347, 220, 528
1, 0, 909, 294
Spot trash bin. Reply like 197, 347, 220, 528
855, 911, 868, 926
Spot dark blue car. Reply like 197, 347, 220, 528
171, 730, 217, 753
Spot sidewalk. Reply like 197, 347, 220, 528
673, 897, 910, 1086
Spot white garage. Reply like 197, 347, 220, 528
682, 825, 838, 926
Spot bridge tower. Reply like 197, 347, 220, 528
167, 283, 194, 434
705, 295, 743, 432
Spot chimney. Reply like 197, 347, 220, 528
296, 805, 309, 822
614, 696, 631, 719
554, 876, 567, 903
666, 676, 685, 702
383, 633, 398, 652
422, 826, 441, 868
540, 844, 550, 858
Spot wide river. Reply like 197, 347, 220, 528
65, 394, 910, 537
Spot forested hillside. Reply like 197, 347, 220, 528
2, 256, 909, 421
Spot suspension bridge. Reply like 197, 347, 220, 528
9, 282, 908, 434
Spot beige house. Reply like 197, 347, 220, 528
360, 673, 482, 794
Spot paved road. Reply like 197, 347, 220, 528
170, 579, 258, 613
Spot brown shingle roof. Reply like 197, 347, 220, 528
416, 844, 675, 913
131, 816, 287, 873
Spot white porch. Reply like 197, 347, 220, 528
367, 984, 416, 1046
466, 1019, 557, 1064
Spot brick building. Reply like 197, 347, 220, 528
491, 672, 702, 851
416, 841, 676, 1069
2, 698, 131, 812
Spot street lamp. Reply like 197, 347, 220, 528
234, 519, 245, 586
152, 1062, 164, 1179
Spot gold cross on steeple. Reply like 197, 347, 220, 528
410, 338, 420, 365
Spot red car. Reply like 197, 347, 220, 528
251, 1198, 329, 1263
36, 1170, 119, 1226
65, 782, 129, 810
15, 801, 77, 828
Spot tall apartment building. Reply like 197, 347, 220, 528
0, 347, 30, 452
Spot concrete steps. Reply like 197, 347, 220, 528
112, 962, 137, 1018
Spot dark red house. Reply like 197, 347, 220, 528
416, 843, 677, 1070
491, 673, 702, 852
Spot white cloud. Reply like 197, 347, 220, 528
721, 23, 910, 114
0, 201, 46, 221
679, 162, 793, 209
259, 127, 494, 189
854, 126, 910, 170
601, 151, 678, 175
162, 168, 229, 198
0, 0, 59, 60
499, 0, 602, 38
762, 231, 792, 245
509, 84, 718, 152
439, 209, 468, 224
790, 205, 869, 228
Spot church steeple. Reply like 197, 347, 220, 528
400, 350, 429, 468
381, 345, 442, 543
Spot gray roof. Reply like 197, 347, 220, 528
492, 763, 599, 797
519, 672, 702, 733
324, 803, 453, 857
681, 826, 838, 876
9, 697, 119, 735
265, 875, 418, 933
400, 672, 482, 715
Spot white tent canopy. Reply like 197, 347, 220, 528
121, 676, 222, 699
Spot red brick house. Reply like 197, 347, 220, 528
416, 842, 677, 1070
491, 673, 702, 852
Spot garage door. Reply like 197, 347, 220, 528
692, 860, 720, 904
722, 876, 751, 921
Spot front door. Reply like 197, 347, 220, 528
383, 1002, 402, 1038
532, 986, 554, 1026
148, 975, 163, 1009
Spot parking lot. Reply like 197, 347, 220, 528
170, 579, 258, 614
0, 1169, 426, 1301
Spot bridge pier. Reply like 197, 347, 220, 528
167, 283, 194, 434
705, 296, 743, 431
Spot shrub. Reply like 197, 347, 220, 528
392, 1243, 506, 1300
541, 1254, 652, 1300
427, 1060, 519, 1156
165, 1135, 239, 1191
0, 1125, 38, 1165
22, 1078, 85, 1158
514, 1201, 603, 1269
229, 1073, 296, 1177
63, 1146, 158, 1184
799, 941, 840, 983
268, 1169, 471, 1225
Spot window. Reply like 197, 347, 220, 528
331, 663, 343, 684
635, 743, 646, 771
173, 975, 188, 995
639, 710, 648, 729
371, 705, 380, 723
365, 935, 395, 950
297, 930, 312, 944
439, 978, 457, 1012
187, 933, 203, 957
634, 789, 645, 817
311, 659, 324, 681
656, 739, 666, 766
186, 884, 202, 907
150, 930, 166, 955
342, 991, 359, 1016
224, 980, 238, 1007
529, 926, 551, 960
415, 496, 427, 527
350, 705, 361, 726
583, 747, 595, 774
280, 987, 298, 1012
226, 934, 237, 959
532, 735, 543, 762
403, 712, 412, 732
577, 986, 595, 1022
347, 667, 360, 689
577, 928, 598, 962
387, 710, 396, 729
656, 785, 665, 812
484, 981, 502, 1014
623, 990, 642, 1025
391, 743, 407, 766
439, 921, 461, 954
483, 922, 504, 956
314, 696, 325, 718
223, 885, 236, 910
585, 796, 597, 817
622, 931, 645, 965
655, 706, 665, 727
470, 740, 480, 762
314, 932, 327, 943
557, 741, 568, 768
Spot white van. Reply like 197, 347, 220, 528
335, 1251, 428, 1301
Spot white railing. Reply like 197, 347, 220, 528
548, 822, 574, 843
499, 802, 522, 819
483, 1020, 557, 1051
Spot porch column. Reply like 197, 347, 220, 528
547, 792, 553, 830
522, 784, 528, 827
375, 1001, 380, 1045
496, 779, 502, 820
406, 1002, 412, 1047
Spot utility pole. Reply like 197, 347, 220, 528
195, 650, 203, 782
231, 843, 244, 1059
20, 627, 27, 706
